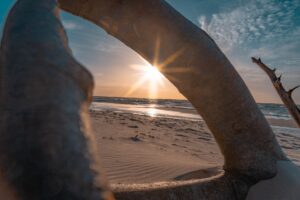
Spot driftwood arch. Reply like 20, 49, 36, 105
0, 0, 299, 200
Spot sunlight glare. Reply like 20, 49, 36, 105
125, 39, 184, 99
146, 104, 158, 117
126, 60, 164, 99
144, 64, 164, 84
147, 108, 157, 117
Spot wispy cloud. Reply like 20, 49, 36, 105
62, 20, 81, 30
199, 0, 300, 53
198, 0, 300, 103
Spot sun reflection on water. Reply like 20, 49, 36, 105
147, 104, 158, 117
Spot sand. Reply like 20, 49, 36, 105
90, 110, 300, 186
91, 110, 223, 185
0, 109, 298, 200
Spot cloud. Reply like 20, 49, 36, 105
199, 0, 300, 53
62, 20, 81, 30
198, 0, 300, 103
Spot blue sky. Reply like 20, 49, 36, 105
1, 0, 300, 103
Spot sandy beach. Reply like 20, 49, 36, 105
90, 109, 300, 186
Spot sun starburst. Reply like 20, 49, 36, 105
125, 38, 186, 99
126, 59, 164, 99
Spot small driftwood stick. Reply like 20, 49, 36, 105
252, 57, 300, 127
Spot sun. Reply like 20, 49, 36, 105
125, 38, 185, 99
126, 60, 164, 99
144, 64, 164, 84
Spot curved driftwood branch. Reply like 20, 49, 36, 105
252, 57, 300, 127
58, 0, 286, 176
112, 173, 255, 200
57, 0, 292, 199
0, 0, 113, 199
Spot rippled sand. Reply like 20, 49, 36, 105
90, 110, 300, 185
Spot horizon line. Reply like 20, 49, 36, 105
92, 95, 293, 105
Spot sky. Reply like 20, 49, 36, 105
1, 0, 300, 103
